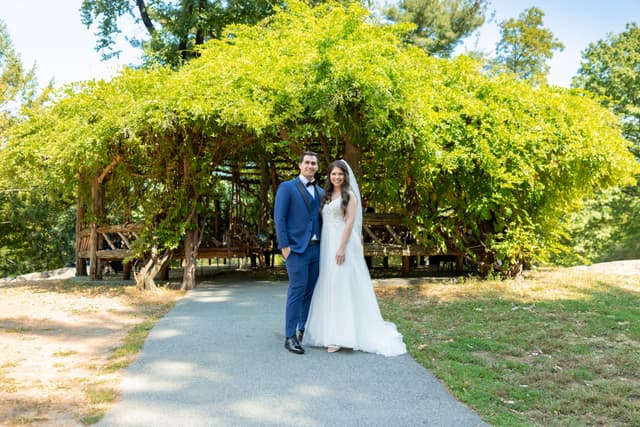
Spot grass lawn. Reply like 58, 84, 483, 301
376, 267, 640, 426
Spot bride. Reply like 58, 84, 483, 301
303, 160, 407, 357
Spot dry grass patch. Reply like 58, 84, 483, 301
0, 278, 183, 426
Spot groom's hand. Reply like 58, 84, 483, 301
281, 247, 291, 259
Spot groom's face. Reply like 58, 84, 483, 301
299, 155, 318, 181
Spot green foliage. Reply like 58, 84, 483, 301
0, 191, 75, 277
0, 19, 40, 133
393, 59, 637, 270
383, 0, 488, 57
564, 23, 640, 265
81, 0, 279, 65
573, 22, 640, 148
556, 189, 640, 265
494, 7, 564, 84
1, 20, 68, 276
79, 0, 362, 67
4, 1, 638, 276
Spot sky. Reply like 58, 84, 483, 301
1, 1, 140, 88
455, 0, 640, 87
1, 1, 639, 89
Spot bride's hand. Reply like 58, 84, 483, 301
336, 248, 346, 265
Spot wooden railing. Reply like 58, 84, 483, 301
77, 215, 464, 277
77, 224, 141, 260
362, 213, 463, 274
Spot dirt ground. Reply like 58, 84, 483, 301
0, 269, 183, 426
0, 261, 638, 426
570, 258, 640, 276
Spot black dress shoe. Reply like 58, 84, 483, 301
296, 329, 304, 342
284, 336, 304, 354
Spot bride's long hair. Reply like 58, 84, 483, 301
321, 160, 351, 216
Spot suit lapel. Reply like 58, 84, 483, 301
294, 180, 312, 213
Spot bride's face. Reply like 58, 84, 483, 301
330, 167, 345, 188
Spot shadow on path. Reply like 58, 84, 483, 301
98, 278, 488, 427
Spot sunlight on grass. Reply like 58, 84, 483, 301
4, 326, 31, 333
52, 349, 77, 357
0, 372, 18, 393
85, 383, 118, 404
405, 268, 636, 304
376, 266, 640, 427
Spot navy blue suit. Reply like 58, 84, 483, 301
274, 177, 323, 338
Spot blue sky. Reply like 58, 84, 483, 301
456, 0, 640, 87
2, 1, 639, 88
2, 1, 140, 88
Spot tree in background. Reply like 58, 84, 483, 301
80, 0, 367, 68
573, 23, 640, 149
383, 0, 487, 57
560, 23, 640, 264
0, 20, 38, 133
493, 7, 563, 84
80, 0, 279, 66
0, 21, 72, 277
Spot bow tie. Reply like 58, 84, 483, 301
305, 181, 315, 187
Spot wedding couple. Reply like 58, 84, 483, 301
274, 151, 407, 357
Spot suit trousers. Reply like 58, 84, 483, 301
284, 244, 320, 338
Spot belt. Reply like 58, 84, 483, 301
309, 240, 320, 246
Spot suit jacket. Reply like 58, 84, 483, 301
274, 178, 323, 253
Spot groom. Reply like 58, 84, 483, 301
274, 151, 323, 354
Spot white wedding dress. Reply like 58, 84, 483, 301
303, 194, 407, 357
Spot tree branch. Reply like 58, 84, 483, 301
97, 155, 122, 184
135, 0, 156, 35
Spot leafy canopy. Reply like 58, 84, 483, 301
573, 22, 640, 147
79, 0, 366, 67
561, 23, 640, 264
3, 1, 638, 276
0, 21, 71, 276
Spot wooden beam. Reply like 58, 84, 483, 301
362, 225, 381, 244
102, 233, 116, 250
384, 224, 404, 244
117, 232, 132, 249
96, 155, 122, 184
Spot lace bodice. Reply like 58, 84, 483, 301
322, 197, 344, 224
306, 195, 407, 357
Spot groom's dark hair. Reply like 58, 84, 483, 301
299, 151, 318, 163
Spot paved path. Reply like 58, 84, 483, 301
98, 278, 488, 427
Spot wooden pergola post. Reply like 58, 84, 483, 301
89, 177, 102, 280
75, 174, 88, 277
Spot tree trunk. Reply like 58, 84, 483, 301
179, 140, 204, 290
123, 261, 132, 280
182, 227, 199, 290
89, 223, 98, 279
75, 176, 87, 277
135, 0, 156, 35
89, 177, 103, 280
344, 135, 361, 176
135, 245, 171, 291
